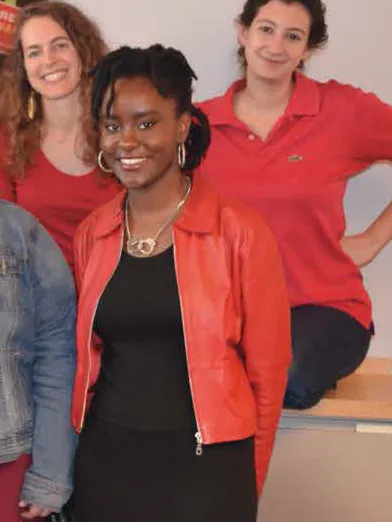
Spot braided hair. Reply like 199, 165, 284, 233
91, 45, 211, 172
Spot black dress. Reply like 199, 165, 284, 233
73, 248, 257, 522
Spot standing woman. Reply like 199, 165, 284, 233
0, 1, 121, 271
198, 0, 392, 409
0, 201, 77, 521
71, 45, 291, 522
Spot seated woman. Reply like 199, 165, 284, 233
0, 201, 77, 521
71, 45, 291, 522
197, 0, 390, 409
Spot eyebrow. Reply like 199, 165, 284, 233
257, 18, 308, 36
102, 109, 160, 119
25, 36, 70, 52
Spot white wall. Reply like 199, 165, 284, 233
73, 0, 392, 358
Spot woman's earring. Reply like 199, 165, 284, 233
177, 142, 186, 169
97, 150, 113, 173
27, 91, 36, 120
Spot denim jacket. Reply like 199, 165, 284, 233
0, 200, 77, 511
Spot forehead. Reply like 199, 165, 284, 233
103, 76, 176, 114
254, 0, 311, 29
21, 16, 68, 48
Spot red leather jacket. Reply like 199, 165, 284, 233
72, 175, 291, 493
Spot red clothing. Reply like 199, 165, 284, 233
197, 73, 392, 328
14, 149, 121, 270
0, 455, 43, 522
0, 167, 15, 201
72, 175, 291, 493
0, 134, 15, 202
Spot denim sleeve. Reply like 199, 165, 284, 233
20, 221, 78, 512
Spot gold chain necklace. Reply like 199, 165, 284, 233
124, 177, 192, 257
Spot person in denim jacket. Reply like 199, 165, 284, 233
0, 200, 77, 521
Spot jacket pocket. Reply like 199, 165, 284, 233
0, 251, 22, 277
0, 351, 31, 438
0, 250, 30, 438
0, 250, 22, 345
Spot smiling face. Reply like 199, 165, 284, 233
99, 76, 190, 191
21, 15, 82, 100
238, 0, 312, 82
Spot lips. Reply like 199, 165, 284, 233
119, 157, 147, 166
262, 56, 286, 66
115, 157, 148, 172
41, 70, 67, 82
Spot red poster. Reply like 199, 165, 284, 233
0, 3, 19, 53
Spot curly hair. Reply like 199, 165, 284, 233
90, 45, 211, 172
0, 1, 108, 178
237, 0, 328, 68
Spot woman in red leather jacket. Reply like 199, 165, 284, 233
71, 45, 291, 522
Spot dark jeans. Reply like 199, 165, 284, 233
283, 305, 373, 410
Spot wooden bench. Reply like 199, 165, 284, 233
283, 357, 392, 421
258, 358, 392, 522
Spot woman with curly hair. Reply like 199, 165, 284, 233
0, 1, 121, 271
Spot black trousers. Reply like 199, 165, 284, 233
283, 305, 373, 409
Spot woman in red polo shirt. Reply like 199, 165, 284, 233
198, 0, 392, 409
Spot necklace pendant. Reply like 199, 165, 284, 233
126, 237, 157, 257
124, 176, 192, 258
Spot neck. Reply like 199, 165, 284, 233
41, 89, 81, 136
242, 70, 294, 113
127, 170, 189, 221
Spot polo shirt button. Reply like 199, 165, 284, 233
248, 134, 256, 141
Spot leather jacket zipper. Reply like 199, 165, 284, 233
195, 431, 203, 456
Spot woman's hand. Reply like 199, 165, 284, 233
340, 232, 379, 268
19, 500, 51, 519
341, 201, 392, 268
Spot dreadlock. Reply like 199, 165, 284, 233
90, 44, 211, 172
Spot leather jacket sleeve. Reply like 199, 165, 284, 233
240, 217, 291, 493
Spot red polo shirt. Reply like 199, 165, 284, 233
197, 73, 392, 328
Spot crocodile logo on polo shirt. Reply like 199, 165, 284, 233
288, 154, 304, 162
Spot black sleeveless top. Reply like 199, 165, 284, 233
91, 247, 196, 430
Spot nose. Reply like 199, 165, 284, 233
120, 126, 140, 150
268, 34, 285, 55
42, 47, 57, 67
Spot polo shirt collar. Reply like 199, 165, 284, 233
205, 79, 246, 127
206, 72, 321, 126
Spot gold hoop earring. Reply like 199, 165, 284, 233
27, 91, 36, 120
97, 150, 112, 173
177, 142, 186, 169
